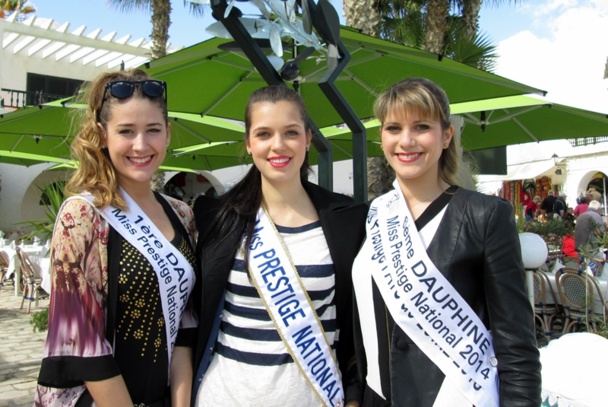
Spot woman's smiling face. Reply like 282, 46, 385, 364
380, 108, 453, 186
102, 97, 170, 190
246, 100, 311, 187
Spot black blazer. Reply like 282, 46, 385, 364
193, 181, 368, 401
353, 187, 542, 407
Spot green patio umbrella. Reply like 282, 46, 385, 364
452, 95, 608, 151
163, 140, 249, 171
320, 95, 608, 152
0, 150, 71, 167
0, 104, 247, 170
143, 25, 543, 199
162, 137, 384, 170
143, 27, 544, 130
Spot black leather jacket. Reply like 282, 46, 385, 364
354, 187, 542, 406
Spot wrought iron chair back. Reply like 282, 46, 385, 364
532, 271, 548, 338
555, 267, 606, 333
534, 270, 563, 338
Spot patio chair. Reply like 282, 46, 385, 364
533, 270, 563, 339
16, 247, 48, 313
555, 267, 607, 333
0, 251, 8, 291
532, 271, 549, 339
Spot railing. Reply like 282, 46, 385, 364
568, 137, 608, 147
0, 88, 68, 109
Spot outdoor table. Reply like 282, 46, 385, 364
540, 332, 608, 406
37, 257, 51, 294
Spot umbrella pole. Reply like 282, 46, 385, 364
318, 40, 367, 202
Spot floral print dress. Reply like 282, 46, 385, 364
34, 194, 197, 406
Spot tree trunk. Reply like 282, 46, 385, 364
423, 0, 450, 54
451, 115, 477, 190
342, 0, 381, 36
462, 0, 482, 39
150, 0, 171, 59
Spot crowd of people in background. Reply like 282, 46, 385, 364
524, 187, 607, 262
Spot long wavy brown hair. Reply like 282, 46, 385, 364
65, 68, 168, 210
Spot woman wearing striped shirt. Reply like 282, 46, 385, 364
192, 86, 367, 406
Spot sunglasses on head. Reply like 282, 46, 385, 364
97, 79, 167, 122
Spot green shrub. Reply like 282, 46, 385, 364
521, 220, 570, 247
30, 308, 49, 333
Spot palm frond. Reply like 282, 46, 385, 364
18, 182, 66, 243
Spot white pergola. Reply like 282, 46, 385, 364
0, 13, 181, 101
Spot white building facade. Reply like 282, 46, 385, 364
478, 139, 608, 212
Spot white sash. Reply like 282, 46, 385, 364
62, 189, 195, 369
366, 181, 499, 407
247, 206, 344, 407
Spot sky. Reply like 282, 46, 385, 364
25, 0, 608, 114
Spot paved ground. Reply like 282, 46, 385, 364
0, 283, 47, 407
0, 274, 557, 407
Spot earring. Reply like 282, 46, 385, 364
306, 146, 310, 152
247, 151, 252, 156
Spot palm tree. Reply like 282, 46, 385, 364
0, 0, 36, 20
107, 0, 205, 59
107, 0, 205, 191
343, 0, 382, 36
423, 0, 451, 54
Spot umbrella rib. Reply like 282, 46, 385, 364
10, 134, 26, 153
512, 117, 538, 142
172, 141, 235, 156
201, 72, 253, 116
213, 57, 259, 73
171, 118, 212, 144
203, 155, 213, 171
490, 105, 544, 125
330, 140, 353, 158
461, 113, 479, 124
343, 69, 380, 96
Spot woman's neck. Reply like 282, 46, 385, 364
397, 177, 449, 208
120, 181, 156, 207
261, 179, 317, 227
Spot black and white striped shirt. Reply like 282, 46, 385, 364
197, 221, 338, 406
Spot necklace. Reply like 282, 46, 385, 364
408, 188, 446, 209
